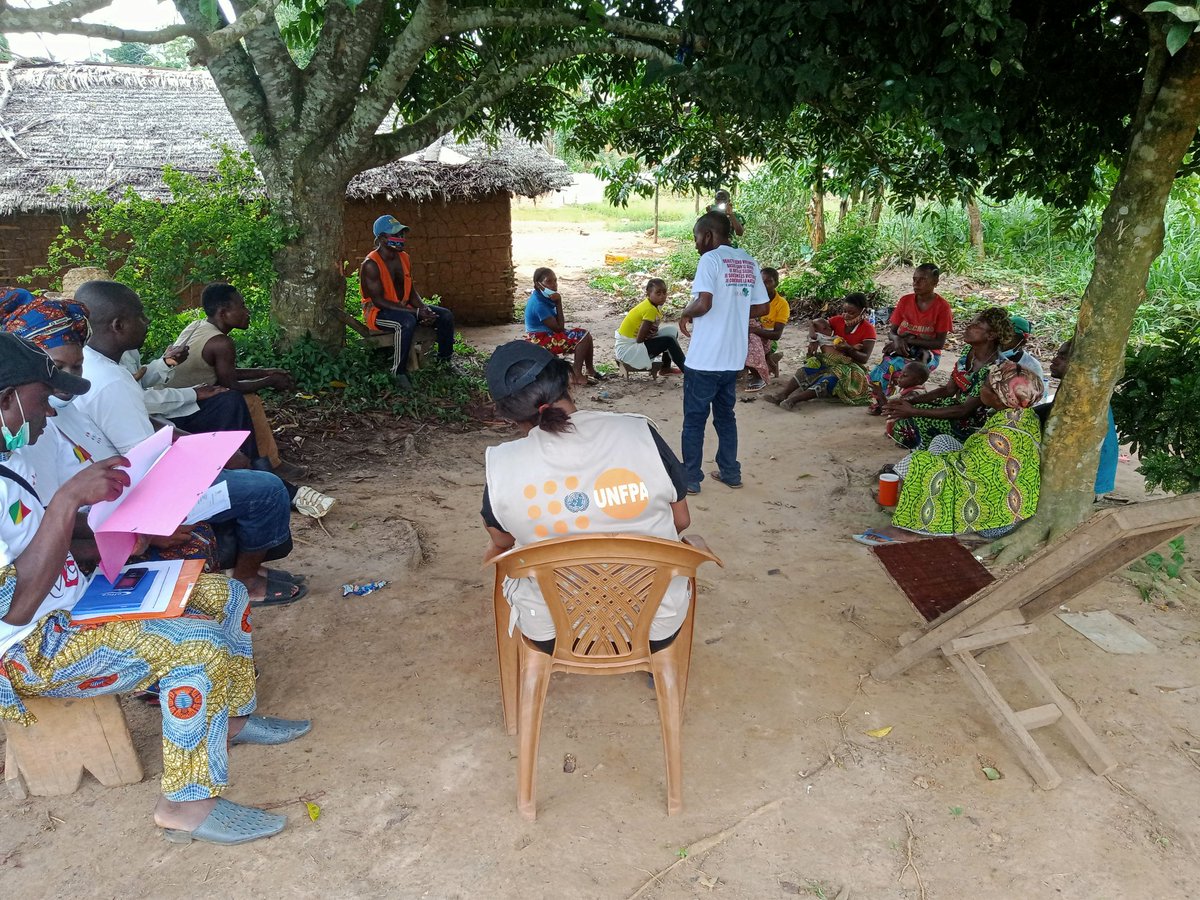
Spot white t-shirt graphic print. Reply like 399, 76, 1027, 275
686, 245, 769, 372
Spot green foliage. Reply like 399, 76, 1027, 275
33, 147, 289, 354
0, 34, 12, 63
737, 159, 816, 266
1144, 2, 1200, 55
788, 213, 882, 302
665, 245, 699, 281
98, 38, 196, 69
1113, 324, 1200, 494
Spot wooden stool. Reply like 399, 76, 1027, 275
4, 695, 143, 799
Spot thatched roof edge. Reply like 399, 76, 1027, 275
0, 62, 572, 215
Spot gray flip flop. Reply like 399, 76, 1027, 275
162, 798, 286, 845
231, 715, 312, 746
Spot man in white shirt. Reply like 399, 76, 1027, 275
677, 213, 771, 493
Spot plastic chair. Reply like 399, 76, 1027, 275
487, 533, 722, 820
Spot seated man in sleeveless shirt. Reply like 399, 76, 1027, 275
164, 284, 302, 480
359, 215, 455, 390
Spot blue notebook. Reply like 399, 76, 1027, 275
70, 559, 200, 623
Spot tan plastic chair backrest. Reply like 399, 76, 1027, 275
492, 534, 722, 669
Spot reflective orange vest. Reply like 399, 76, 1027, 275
360, 249, 412, 330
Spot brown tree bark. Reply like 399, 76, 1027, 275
966, 197, 984, 260
811, 158, 826, 249
992, 35, 1200, 562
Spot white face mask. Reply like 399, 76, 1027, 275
48, 394, 73, 410
2, 391, 30, 451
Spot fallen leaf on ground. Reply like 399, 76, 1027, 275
306, 802, 321, 822
865, 726, 893, 738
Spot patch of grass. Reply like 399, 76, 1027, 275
512, 194, 698, 227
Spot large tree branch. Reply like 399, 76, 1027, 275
358, 37, 677, 170
297, 0, 388, 141
217, 0, 299, 132
0, 1, 196, 44
172, 0, 275, 163
0, 0, 281, 58
197, 0, 286, 62
339, 0, 446, 151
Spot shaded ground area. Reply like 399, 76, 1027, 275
2, 223, 1199, 899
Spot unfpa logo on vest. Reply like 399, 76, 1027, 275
592, 468, 650, 520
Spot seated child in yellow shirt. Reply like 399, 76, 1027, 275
614, 278, 685, 377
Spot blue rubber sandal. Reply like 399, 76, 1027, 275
231, 715, 312, 746
162, 798, 286, 845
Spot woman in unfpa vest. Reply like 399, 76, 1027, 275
481, 341, 693, 653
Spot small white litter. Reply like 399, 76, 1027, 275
1056, 610, 1157, 654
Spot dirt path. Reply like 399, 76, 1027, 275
2, 224, 1199, 899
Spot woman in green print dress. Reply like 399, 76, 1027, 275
891, 360, 1045, 538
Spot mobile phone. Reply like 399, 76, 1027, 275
716, 202, 727, 212
113, 567, 148, 591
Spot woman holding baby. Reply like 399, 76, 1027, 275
766, 293, 877, 409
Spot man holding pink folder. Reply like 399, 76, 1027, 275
0, 333, 311, 845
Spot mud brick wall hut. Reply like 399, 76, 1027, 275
0, 62, 571, 324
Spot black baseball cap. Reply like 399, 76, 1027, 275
486, 340, 555, 400
0, 333, 91, 395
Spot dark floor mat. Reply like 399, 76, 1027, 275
872, 537, 995, 621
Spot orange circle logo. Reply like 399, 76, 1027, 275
592, 468, 650, 520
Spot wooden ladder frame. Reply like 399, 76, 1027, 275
872, 493, 1200, 788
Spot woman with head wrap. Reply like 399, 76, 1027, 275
890, 360, 1045, 537
884, 307, 1015, 450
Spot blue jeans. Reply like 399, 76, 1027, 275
681, 367, 740, 487
209, 469, 292, 554
374, 304, 455, 373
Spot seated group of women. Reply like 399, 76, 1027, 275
768, 286, 1052, 539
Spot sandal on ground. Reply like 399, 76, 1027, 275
867, 405, 883, 416
264, 568, 306, 585
162, 798, 287, 846
709, 470, 743, 489
852, 528, 899, 547
745, 378, 767, 392
293, 486, 335, 519
686, 483, 701, 495
231, 715, 313, 746
252, 574, 309, 607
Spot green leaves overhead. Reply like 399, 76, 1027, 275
1144, 1, 1200, 55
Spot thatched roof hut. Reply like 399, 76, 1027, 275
0, 61, 572, 323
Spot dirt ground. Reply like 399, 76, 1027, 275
3, 219, 1200, 899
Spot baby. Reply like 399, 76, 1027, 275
808, 317, 840, 349
884, 361, 931, 438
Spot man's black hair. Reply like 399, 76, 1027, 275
202, 283, 242, 318
695, 211, 731, 240
75, 281, 140, 330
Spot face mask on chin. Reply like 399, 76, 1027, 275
2, 391, 30, 451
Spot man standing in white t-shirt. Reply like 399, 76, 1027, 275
678, 213, 770, 493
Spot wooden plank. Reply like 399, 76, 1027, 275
962, 609, 1026, 635
1016, 703, 1063, 730
945, 624, 1037, 654
874, 495, 1200, 680
944, 651, 1062, 789
1002, 640, 1118, 776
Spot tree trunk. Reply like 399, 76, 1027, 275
966, 197, 984, 260
269, 179, 350, 348
811, 159, 826, 249
991, 36, 1200, 562
870, 187, 884, 224
653, 182, 660, 244
837, 196, 849, 226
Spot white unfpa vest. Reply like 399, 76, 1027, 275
485, 409, 690, 641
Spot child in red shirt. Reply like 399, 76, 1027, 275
868, 264, 952, 413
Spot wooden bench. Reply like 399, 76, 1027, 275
4, 695, 143, 798
869, 493, 1200, 789
336, 309, 436, 372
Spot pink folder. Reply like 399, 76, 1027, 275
86, 428, 249, 581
